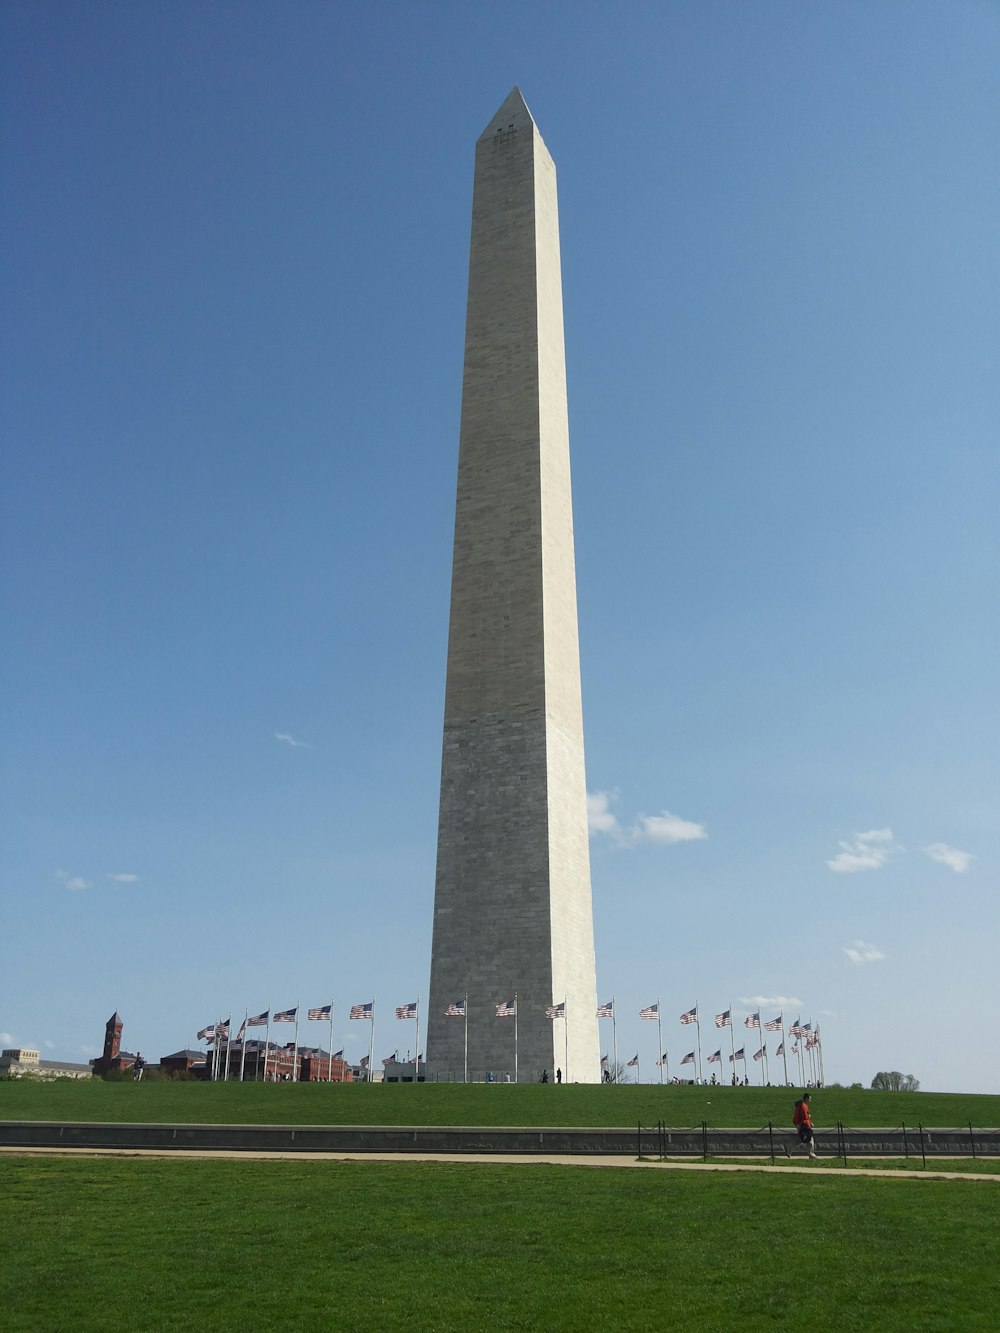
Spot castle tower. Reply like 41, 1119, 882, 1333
426, 89, 599, 1082
94, 1011, 123, 1074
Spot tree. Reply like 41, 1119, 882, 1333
605, 1060, 632, 1085
871, 1071, 920, 1092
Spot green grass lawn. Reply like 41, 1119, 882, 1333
2, 1078, 997, 1130
1, 1156, 998, 1331
709, 1157, 1000, 1174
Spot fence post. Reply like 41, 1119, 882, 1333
839, 1119, 847, 1165
970, 1120, 977, 1160
660, 1120, 666, 1160
918, 1122, 926, 1169
637, 1119, 641, 1160
902, 1121, 909, 1158
768, 1120, 775, 1164
702, 1120, 709, 1162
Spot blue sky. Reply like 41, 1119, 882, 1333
3, 2, 997, 1091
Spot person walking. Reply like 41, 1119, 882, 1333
790, 1092, 817, 1158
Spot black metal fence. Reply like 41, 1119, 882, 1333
635, 1119, 999, 1162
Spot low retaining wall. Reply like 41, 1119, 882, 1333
1, 1121, 997, 1157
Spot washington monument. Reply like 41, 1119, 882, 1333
426, 89, 599, 1082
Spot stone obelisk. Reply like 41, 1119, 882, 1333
426, 89, 599, 1083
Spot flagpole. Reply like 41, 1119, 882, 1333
563, 997, 568, 1083
327, 1003, 334, 1082
369, 997, 376, 1082
817, 1026, 825, 1086
223, 1015, 232, 1081
263, 1010, 271, 1082
729, 1002, 736, 1077
695, 1006, 703, 1084
657, 1000, 663, 1085
292, 1004, 300, 1083
612, 996, 618, 1083
780, 1018, 789, 1086
239, 1010, 248, 1082
414, 996, 421, 1083
464, 993, 469, 1084
513, 992, 518, 1086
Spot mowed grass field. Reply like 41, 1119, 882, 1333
3, 1079, 998, 1129
2, 1155, 999, 1331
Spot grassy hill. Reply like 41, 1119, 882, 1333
2, 1079, 997, 1128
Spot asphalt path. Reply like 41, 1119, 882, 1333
3, 1146, 998, 1182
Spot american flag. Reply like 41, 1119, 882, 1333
806, 1032, 819, 1048
680, 1051, 695, 1065
775, 1042, 784, 1057
680, 1007, 698, 1025
495, 1000, 516, 1018
236, 1020, 247, 1040
395, 1003, 417, 1020
247, 1011, 268, 1027
800, 1022, 812, 1034
350, 1002, 373, 1020
707, 1049, 722, 1063
655, 1052, 669, 1066
790, 1041, 800, 1054
382, 1052, 398, 1065
639, 1003, 658, 1020
714, 1009, 731, 1028
197, 1025, 215, 1041
359, 1055, 369, 1069
789, 1017, 804, 1037
308, 1005, 332, 1021
273, 1008, 296, 1023
545, 1002, 566, 1020
764, 1015, 783, 1032
626, 1053, 639, 1068
596, 1001, 614, 1018
753, 1046, 766, 1062
729, 1047, 745, 1062
600, 1054, 609, 1068
745, 1012, 760, 1029
217, 1019, 230, 1033
444, 1000, 466, 1017
331, 1049, 344, 1060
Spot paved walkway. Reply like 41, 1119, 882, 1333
3, 1146, 998, 1182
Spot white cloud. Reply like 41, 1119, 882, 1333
107, 872, 139, 884
44, 1040, 56, 1050
633, 811, 707, 844
826, 827, 898, 873
923, 842, 973, 874
843, 939, 886, 965
274, 731, 310, 748
0, 1032, 13, 1045
588, 794, 708, 847
587, 791, 621, 838
56, 869, 91, 892
739, 995, 803, 1009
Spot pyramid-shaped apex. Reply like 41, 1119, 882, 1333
479, 87, 535, 139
